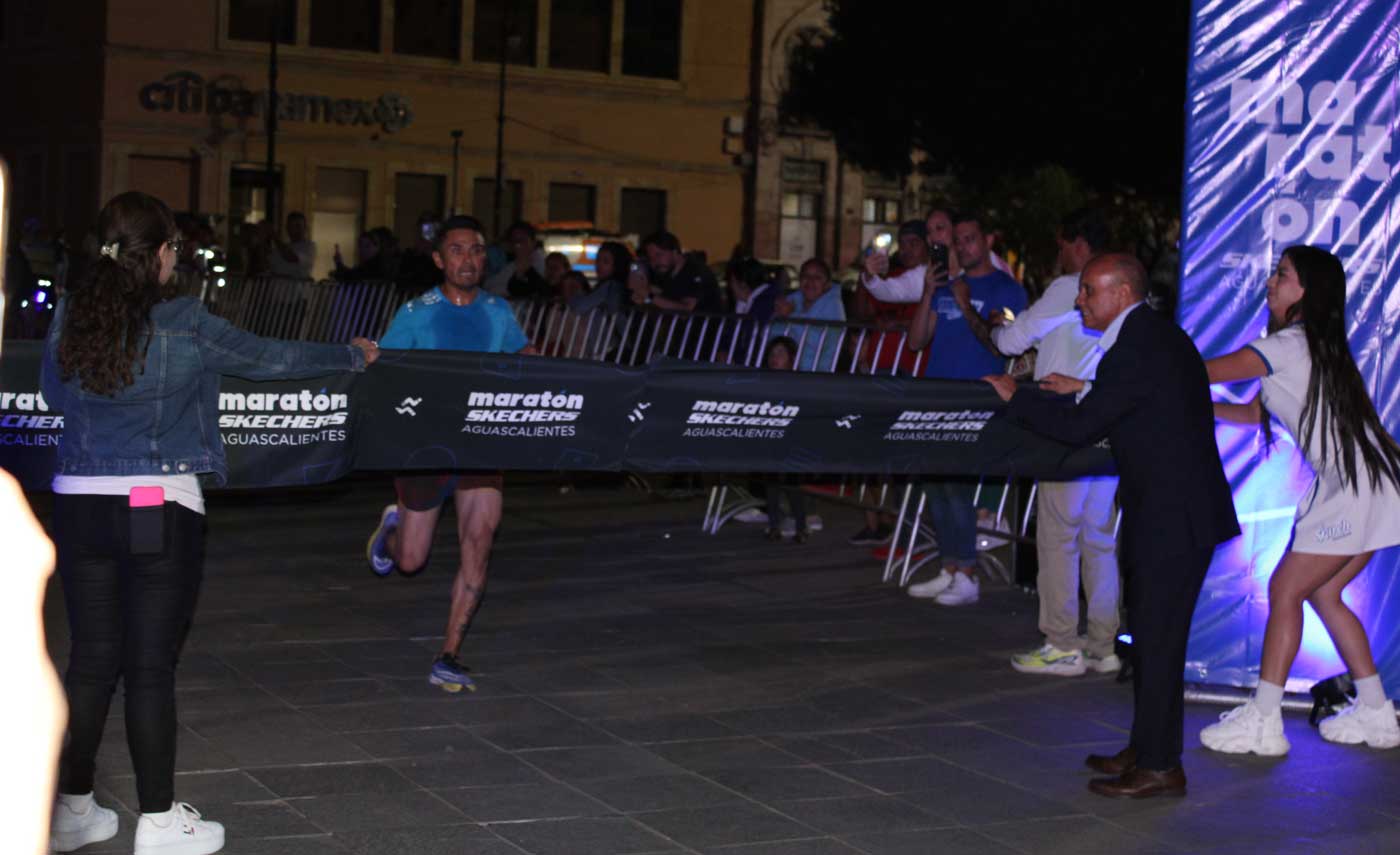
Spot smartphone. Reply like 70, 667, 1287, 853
865, 232, 893, 258
629, 258, 649, 278
928, 241, 949, 272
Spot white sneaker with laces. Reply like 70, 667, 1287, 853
1199, 702, 1290, 756
935, 573, 979, 606
1319, 699, 1400, 749
1085, 652, 1122, 674
49, 792, 119, 853
907, 570, 954, 599
134, 802, 225, 855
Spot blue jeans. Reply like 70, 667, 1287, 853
922, 479, 979, 568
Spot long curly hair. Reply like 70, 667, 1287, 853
1275, 245, 1400, 493
58, 192, 177, 395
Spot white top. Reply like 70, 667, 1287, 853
1248, 325, 1400, 554
268, 239, 316, 278
861, 264, 928, 303
52, 474, 205, 515
991, 273, 1103, 381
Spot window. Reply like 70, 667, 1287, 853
549, 0, 610, 73
548, 182, 596, 223
313, 168, 368, 279
228, 0, 296, 43
393, 0, 460, 59
394, 173, 445, 247
619, 188, 666, 237
861, 196, 899, 247
779, 159, 825, 265
228, 166, 283, 273
472, 177, 523, 237
310, 0, 380, 51
622, 0, 680, 79
473, 0, 537, 66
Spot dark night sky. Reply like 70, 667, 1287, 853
787, 0, 1191, 198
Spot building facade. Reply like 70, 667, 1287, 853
1, 0, 908, 278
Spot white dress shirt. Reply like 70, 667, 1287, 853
991, 273, 1102, 381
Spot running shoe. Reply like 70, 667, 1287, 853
134, 802, 224, 855
366, 504, 399, 576
1085, 652, 1122, 674
1011, 643, 1087, 676
848, 524, 894, 546
1199, 702, 1290, 755
429, 653, 477, 693
49, 793, 118, 853
1319, 699, 1400, 749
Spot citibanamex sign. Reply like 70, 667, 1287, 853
138, 70, 413, 134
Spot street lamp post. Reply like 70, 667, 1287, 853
492, 21, 521, 239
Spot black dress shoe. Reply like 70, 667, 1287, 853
1085, 746, 1137, 775
1088, 766, 1186, 799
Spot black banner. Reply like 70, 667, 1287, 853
0, 341, 1113, 490
354, 349, 643, 473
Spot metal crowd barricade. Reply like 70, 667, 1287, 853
203, 276, 410, 342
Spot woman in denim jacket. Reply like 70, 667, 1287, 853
40, 192, 379, 855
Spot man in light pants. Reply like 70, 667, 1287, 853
993, 209, 1120, 676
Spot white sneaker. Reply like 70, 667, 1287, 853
907, 570, 954, 599
49, 792, 119, 853
1199, 702, 1290, 756
1319, 699, 1400, 749
1010, 643, 1086, 676
935, 573, 980, 606
734, 507, 768, 524
134, 802, 225, 855
1085, 652, 1122, 674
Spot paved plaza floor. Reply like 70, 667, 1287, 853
37, 477, 1400, 854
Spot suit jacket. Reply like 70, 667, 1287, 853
1008, 305, 1240, 568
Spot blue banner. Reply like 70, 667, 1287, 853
1181, 1, 1400, 690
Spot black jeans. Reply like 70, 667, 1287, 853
54, 494, 206, 813
765, 482, 807, 532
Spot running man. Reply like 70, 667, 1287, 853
366, 215, 535, 692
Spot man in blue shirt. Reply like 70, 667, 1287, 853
905, 212, 1027, 606
366, 215, 534, 692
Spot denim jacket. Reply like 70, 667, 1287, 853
41, 296, 366, 485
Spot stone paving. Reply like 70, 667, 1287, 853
37, 477, 1400, 854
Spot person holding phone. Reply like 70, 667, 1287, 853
898, 213, 1026, 606
41, 192, 378, 854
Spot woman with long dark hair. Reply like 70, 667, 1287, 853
568, 240, 633, 315
41, 192, 378, 855
1200, 245, 1400, 756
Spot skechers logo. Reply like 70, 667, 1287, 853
628, 402, 651, 423
686, 399, 799, 428
396, 397, 422, 416
464, 390, 583, 425
218, 390, 349, 428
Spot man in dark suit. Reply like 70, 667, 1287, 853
985, 253, 1239, 798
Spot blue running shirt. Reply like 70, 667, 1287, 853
379, 287, 529, 353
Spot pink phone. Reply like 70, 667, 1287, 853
129, 486, 165, 508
